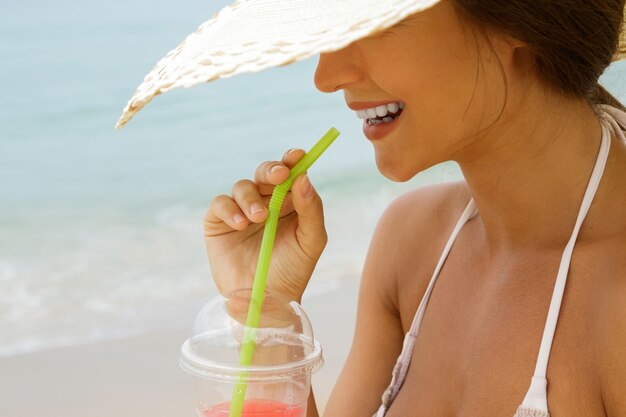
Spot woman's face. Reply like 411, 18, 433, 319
314, 0, 510, 181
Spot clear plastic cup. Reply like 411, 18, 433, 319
180, 288, 323, 417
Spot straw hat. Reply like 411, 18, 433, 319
115, 0, 626, 129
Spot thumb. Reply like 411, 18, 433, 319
291, 174, 327, 257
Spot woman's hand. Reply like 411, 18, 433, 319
204, 148, 328, 302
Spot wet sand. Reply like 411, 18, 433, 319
0, 277, 360, 417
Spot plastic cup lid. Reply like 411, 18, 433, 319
180, 289, 323, 381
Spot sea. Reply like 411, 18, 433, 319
1, 0, 624, 358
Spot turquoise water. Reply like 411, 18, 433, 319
1, 0, 624, 356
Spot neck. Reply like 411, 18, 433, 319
457, 93, 605, 253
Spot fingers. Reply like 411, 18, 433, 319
254, 161, 290, 195
231, 179, 268, 223
205, 148, 309, 235
290, 174, 328, 258
205, 177, 276, 229
282, 148, 307, 167
255, 148, 306, 195
205, 194, 249, 233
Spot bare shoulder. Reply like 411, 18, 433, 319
374, 180, 472, 322
374, 179, 472, 267
594, 239, 626, 416
381, 179, 471, 234
322, 180, 471, 417
363, 178, 473, 314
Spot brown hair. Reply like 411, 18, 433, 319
453, 0, 626, 112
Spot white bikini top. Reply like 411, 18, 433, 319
373, 104, 626, 417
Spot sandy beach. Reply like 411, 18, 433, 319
0, 276, 360, 417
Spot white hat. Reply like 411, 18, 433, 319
115, 0, 626, 129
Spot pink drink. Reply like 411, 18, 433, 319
202, 399, 305, 417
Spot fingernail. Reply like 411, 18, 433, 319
286, 148, 297, 155
250, 203, 265, 214
300, 175, 313, 198
233, 214, 245, 224
270, 164, 284, 174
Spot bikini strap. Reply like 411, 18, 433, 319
520, 107, 613, 411
598, 104, 626, 142
385, 198, 477, 402
408, 198, 477, 337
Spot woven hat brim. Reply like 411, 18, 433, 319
115, 0, 441, 128
115, 0, 626, 129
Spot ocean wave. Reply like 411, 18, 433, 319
0, 164, 461, 357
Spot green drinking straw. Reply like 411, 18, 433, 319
228, 127, 340, 417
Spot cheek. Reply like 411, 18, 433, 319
392, 39, 486, 141
366, 46, 489, 174
403, 65, 487, 163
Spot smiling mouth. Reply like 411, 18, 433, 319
354, 101, 405, 127
367, 108, 403, 125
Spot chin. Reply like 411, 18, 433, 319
375, 155, 421, 182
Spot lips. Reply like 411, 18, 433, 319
363, 106, 403, 141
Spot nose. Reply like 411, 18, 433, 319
313, 44, 364, 93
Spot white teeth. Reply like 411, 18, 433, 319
382, 116, 394, 122
355, 101, 404, 120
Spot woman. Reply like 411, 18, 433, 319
202, 1, 626, 416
